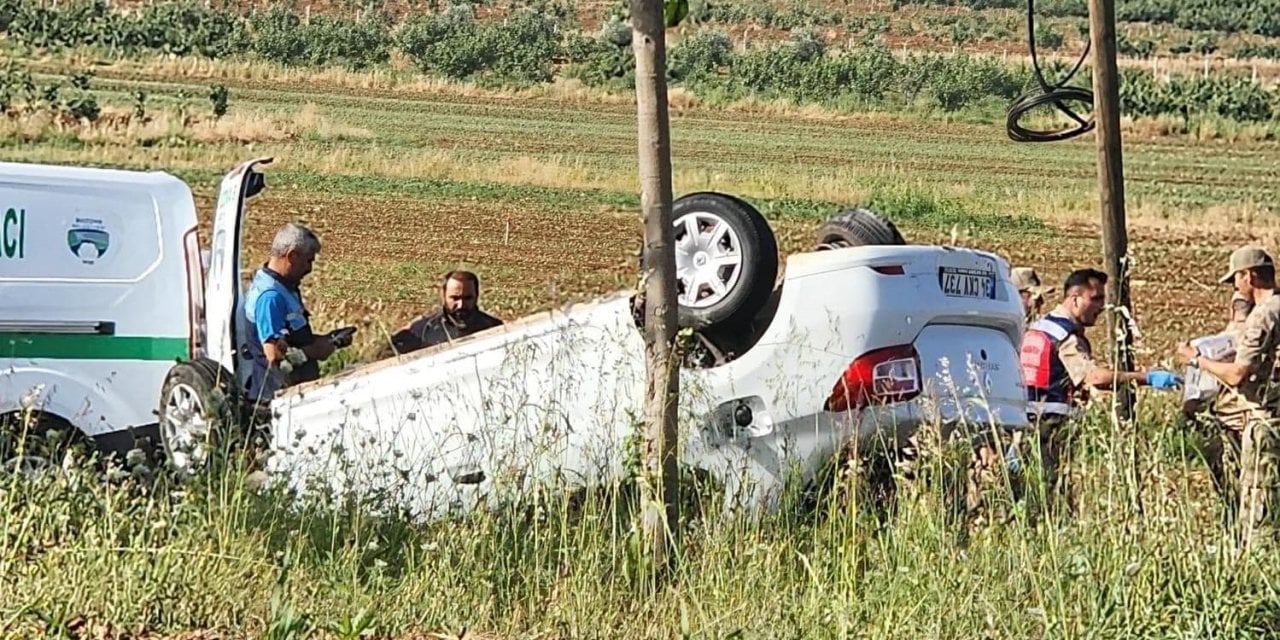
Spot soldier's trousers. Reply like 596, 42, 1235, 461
1201, 420, 1243, 531
1238, 415, 1280, 548
1015, 413, 1076, 522
938, 424, 1020, 531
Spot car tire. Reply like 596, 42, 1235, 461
158, 358, 238, 477
815, 206, 907, 249
667, 191, 779, 330
0, 411, 85, 477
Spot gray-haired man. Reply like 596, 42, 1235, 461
241, 222, 353, 409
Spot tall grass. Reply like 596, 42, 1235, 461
2, 394, 1276, 638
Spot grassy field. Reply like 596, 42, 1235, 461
3, 20, 1280, 638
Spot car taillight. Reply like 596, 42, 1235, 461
870, 264, 905, 275
183, 227, 206, 360
824, 344, 921, 413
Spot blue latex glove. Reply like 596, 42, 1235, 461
1004, 444, 1022, 474
1147, 370, 1182, 390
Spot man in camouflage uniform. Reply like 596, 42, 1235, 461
1177, 246, 1280, 549
1019, 268, 1180, 520
1012, 267, 1055, 324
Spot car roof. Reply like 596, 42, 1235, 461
0, 161, 187, 189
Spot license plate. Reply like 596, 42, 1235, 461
939, 266, 995, 299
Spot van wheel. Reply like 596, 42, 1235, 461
815, 206, 907, 249
0, 412, 85, 477
668, 191, 779, 330
159, 358, 237, 476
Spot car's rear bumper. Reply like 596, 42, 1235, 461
853, 395, 1031, 447
688, 394, 1028, 513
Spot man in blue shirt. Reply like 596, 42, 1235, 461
241, 222, 351, 408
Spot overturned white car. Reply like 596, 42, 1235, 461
178, 159, 1030, 520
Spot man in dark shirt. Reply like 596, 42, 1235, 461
384, 270, 504, 357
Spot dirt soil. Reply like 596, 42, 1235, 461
199, 189, 1253, 370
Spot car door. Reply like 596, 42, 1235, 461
203, 157, 272, 383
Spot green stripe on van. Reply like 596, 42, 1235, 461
0, 334, 189, 361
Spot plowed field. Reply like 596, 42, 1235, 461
15, 56, 1280, 368
188, 187, 1263, 372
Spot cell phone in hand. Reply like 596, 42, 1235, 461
329, 326, 358, 348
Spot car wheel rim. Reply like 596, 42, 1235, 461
162, 382, 212, 472
673, 210, 744, 309
1, 454, 51, 479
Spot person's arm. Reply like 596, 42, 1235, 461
255, 292, 290, 367
1194, 356, 1252, 387
1179, 312, 1271, 388
257, 293, 335, 364
384, 317, 425, 356
301, 335, 335, 361
1059, 334, 1150, 389
1086, 367, 1150, 388
1218, 318, 1269, 387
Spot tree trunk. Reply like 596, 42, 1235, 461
630, 0, 680, 577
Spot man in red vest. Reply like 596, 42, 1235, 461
1018, 267, 1180, 519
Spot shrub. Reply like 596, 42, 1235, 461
483, 8, 561, 85
249, 6, 308, 64
209, 84, 229, 118
126, 1, 251, 58
562, 18, 635, 88
1232, 42, 1280, 59
1117, 32, 1156, 58
296, 13, 393, 70
669, 30, 734, 87
396, 6, 489, 80
396, 4, 560, 84
923, 54, 1026, 111
249, 6, 390, 69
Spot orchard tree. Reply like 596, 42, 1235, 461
632, 0, 688, 580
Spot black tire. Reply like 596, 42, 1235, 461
0, 411, 86, 476
667, 191, 779, 330
815, 206, 907, 249
158, 358, 238, 476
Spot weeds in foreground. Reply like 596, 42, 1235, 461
1, 394, 1277, 638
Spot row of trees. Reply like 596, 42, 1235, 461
893, 0, 1280, 39
1, 0, 1277, 124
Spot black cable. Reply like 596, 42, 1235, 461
1005, 0, 1095, 142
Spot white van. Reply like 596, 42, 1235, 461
0, 157, 269, 471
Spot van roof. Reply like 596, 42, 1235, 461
0, 161, 187, 188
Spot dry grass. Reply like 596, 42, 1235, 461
0, 102, 372, 146
27, 51, 1276, 143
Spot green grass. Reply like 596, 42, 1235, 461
2, 400, 1278, 638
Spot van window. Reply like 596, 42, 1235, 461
0, 183, 164, 283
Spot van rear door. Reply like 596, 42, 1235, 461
204, 157, 272, 380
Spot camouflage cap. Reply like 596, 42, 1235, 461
1011, 267, 1055, 297
1220, 245, 1274, 283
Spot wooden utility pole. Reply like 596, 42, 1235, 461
631, 0, 683, 577
1088, 0, 1144, 517
1087, 0, 1136, 425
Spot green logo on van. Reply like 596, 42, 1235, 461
67, 219, 110, 264
2, 207, 24, 260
